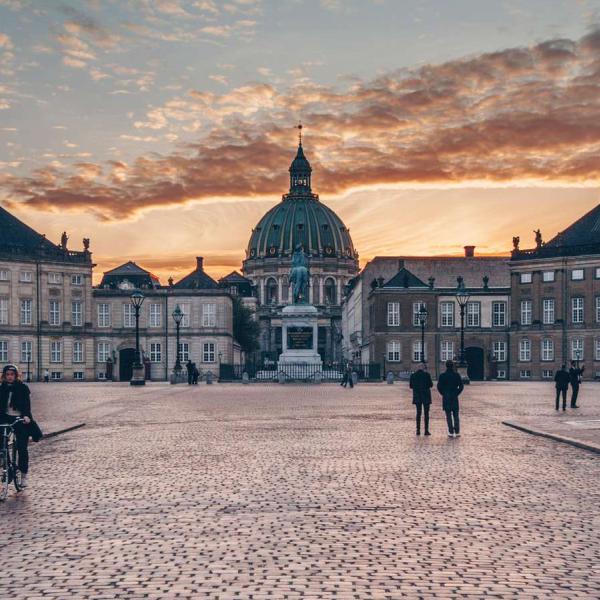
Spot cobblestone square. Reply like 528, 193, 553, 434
1, 381, 599, 599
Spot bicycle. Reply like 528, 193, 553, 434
0, 417, 25, 501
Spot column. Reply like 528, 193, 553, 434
259, 278, 265, 305
278, 277, 283, 304
319, 278, 324, 305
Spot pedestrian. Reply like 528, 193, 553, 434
0, 364, 43, 488
186, 359, 193, 385
43, 368, 49, 383
409, 362, 433, 436
568, 361, 584, 408
192, 363, 199, 385
554, 364, 569, 411
437, 360, 464, 438
345, 362, 354, 389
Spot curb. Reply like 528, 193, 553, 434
502, 421, 600, 455
42, 423, 86, 439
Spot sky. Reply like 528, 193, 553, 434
1, 0, 600, 283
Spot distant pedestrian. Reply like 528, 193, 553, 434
192, 363, 199, 385
43, 369, 49, 383
409, 363, 432, 436
554, 365, 569, 411
569, 361, 584, 408
340, 362, 353, 388
437, 360, 464, 438
186, 360, 193, 385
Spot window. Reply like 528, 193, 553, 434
50, 341, 62, 363
97, 342, 111, 363
520, 300, 532, 326
519, 339, 531, 361
571, 269, 584, 281
440, 301, 454, 327
180, 303, 190, 327
387, 302, 400, 326
520, 273, 532, 284
596, 297, 600, 323
493, 341, 507, 362
20, 271, 32, 283
571, 338, 584, 361
541, 338, 554, 362
20, 299, 32, 325
73, 371, 85, 381
596, 267, 600, 279
265, 277, 278, 305
202, 303, 217, 327
48, 272, 61, 284
571, 297, 584, 324
542, 369, 554, 379
324, 278, 336, 305
497, 369, 507, 379
71, 340, 83, 363
20, 341, 32, 363
71, 301, 82, 326
0, 340, 7, 362
97, 304, 110, 328
49, 300, 61, 326
149, 303, 161, 328
387, 341, 401, 362
542, 271, 555, 282
466, 302, 480, 327
51, 371, 62, 381
71, 274, 83, 285
0, 270, 9, 281
0, 297, 8, 325
519, 370, 532, 379
412, 340, 427, 362
543, 299, 555, 325
596, 339, 600, 361
492, 302, 506, 327
150, 343, 162, 362
202, 342, 216, 363
123, 304, 135, 328
440, 340, 454, 362
178, 342, 190, 362
412, 302, 426, 326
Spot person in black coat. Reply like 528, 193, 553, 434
568, 361, 584, 408
409, 363, 433, 436
436, 360, 464, 438
554, 364, 570, 411
0, 364, 42, 488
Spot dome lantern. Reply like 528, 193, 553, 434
289, 123, 312, 194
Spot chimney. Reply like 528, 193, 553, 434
196, 256, 204, 271
464, 245, 475, 258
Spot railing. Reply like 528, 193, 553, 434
219, 362, 382, 382
512, 242, 600, 260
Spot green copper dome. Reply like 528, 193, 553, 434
246, 144, 357, 260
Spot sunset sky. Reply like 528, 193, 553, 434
1, 0, 600, 283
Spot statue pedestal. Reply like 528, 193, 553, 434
278, 305, 322, 379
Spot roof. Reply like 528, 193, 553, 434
546, 203, 600, 248
383, 268, 428, 288
173, 257, 218, 290
219, 270, 251, 284
99, 261, 161, 289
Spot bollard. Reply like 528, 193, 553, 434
351, 372, 358, 386
386, 371, 394, 384
206, 371, 213, 385
314, 372, 322, 384
242, 372, 249, 384
278, 372, 286, 384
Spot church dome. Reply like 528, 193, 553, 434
246, 142, 357, 261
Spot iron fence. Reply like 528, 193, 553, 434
219, 362, 382, 382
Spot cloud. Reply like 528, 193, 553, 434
4, 29, 600, 220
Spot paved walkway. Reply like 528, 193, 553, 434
1, 381, 599, 599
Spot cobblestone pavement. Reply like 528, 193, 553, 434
1, 381, 600, 599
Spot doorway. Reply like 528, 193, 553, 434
119, 348, 136, 381
465, 346, 484, 381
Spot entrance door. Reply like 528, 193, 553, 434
465, 346, 484, 381
119, 348, 136, 381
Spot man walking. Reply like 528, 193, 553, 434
554, 364, 569, 411
437, 360, 464, 438
568, 361, 584, 408
409, 363, 433, 436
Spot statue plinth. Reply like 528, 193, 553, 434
278, 304, 322, 367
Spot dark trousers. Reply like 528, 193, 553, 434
445, 407, 460, 434
187, 370, 193, 385
415, 403, 430, 433
556, 387, 567, 410
13, 423, 29, 474
570, 384, 579, 407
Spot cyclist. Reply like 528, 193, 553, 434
0, 364, 34, 488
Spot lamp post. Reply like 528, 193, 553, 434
172, 304, 183, 378
418, 304, 428, 363
130, 290, 145, 386
455, 276, 470, 383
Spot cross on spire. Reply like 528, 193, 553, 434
297, 121, 303, 146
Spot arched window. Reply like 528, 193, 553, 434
281, 276, 289, 303
266, 277, 278, 305
324, 278, 337, 305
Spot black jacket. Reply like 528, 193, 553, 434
569, 367, 584, 386
0, 381, 42, 441
554, 369, 570, 390
437, 369, 464, 411
409, 370, 433, 405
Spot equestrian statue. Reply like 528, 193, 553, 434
289, 244, 310, 304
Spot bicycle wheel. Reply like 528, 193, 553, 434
0, 449, 9, 501
10, 443, 22, 492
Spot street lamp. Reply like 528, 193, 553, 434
172, 304, 184, 374
130, 290, 145, 386
455, 276, 470, 372
418, 304, 428, 363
